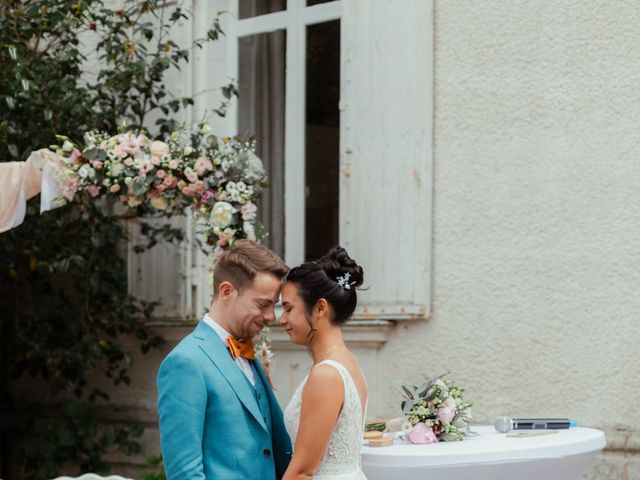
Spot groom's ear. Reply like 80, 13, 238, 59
218, 281, 237, 302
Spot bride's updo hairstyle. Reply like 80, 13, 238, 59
286, 246, 364, 325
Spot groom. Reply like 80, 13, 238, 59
157, 240, 292, 480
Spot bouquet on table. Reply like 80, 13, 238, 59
400, 374, 473, 443
51, 121, 267, 255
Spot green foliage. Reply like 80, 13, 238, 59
0, 1, 233, 478
140, 455, 166, 480
11, 400, 144, 478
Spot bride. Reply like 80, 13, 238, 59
280, 246, 368, 480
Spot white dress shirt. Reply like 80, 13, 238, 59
203, 314, 255, 386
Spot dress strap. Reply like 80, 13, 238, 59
315, 359, 350, 381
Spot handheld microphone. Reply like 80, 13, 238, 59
494, 417, 578, 433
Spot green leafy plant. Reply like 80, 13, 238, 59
0, 1, 234, 478
140, 455, 166, 480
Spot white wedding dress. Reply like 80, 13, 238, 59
284, 359, 368, 480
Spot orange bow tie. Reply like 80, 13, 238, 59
226, 337, 255, 360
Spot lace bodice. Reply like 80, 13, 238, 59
284, 359, 367, 478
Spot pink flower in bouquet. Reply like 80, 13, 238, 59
438, 406, 455, 423
162, 175, 177, 190
192, 180, 206, 197
406, 423, 437, 444
87, 185, 101, 198
201, 189, 215, 202
149, 140, 169, 159
185, 170, 198, 183
138, 160, 154, 175
114, 143, 129, 159
121, 134, 145, 156
91, 160, 103, 170
62, 179, 78, 201
181, 184, 196, 197
150, 156, 160, 166
70, 148, 83, 164
194, 157, 213, 175
241, 201, 257, 221
110, 184, 121, 193
156, 169, 167, 179
113, 134, 141, 158
168, 159, 179, 170
124, 158, 134, 166
165, 178, 177, 189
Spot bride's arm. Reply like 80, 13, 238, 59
283, 364, 344, 480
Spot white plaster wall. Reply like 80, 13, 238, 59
377, 0, 640, 476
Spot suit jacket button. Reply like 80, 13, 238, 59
263, 448, 271, 457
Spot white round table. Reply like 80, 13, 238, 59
361, 426, 606, 480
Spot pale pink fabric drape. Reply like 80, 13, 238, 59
0, 149, 65, 233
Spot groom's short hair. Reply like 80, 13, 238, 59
213, 240, 288, 296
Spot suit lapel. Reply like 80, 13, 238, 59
193, 320, 268, 432
252, 359, 272, 394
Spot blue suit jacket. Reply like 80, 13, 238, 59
157, 320, 292, 480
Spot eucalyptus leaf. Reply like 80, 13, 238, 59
401, 385, 415, 400
84, 148, 108, 161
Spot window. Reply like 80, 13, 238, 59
230, 0, 342, 266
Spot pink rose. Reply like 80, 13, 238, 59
123, 134, 145, 156
192, 180, 206, 197
114, 144, 129, 158
91, 160, 103, 170
168, 159, 179, 169
406, 423, 437, 445
87, 185, 101, 198
70, 148, 83, 164
438, 406, 455, 424
110, 184, 121, 193
182, 185, 195, 197
156, 169, 167, 179
194, 157, 213, 175
149, 140, 169, 159
186, 171, 198, 183
162, 176, 177, 189
124, 158, 134, 166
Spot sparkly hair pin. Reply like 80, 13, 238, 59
336, 272, 355, 290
